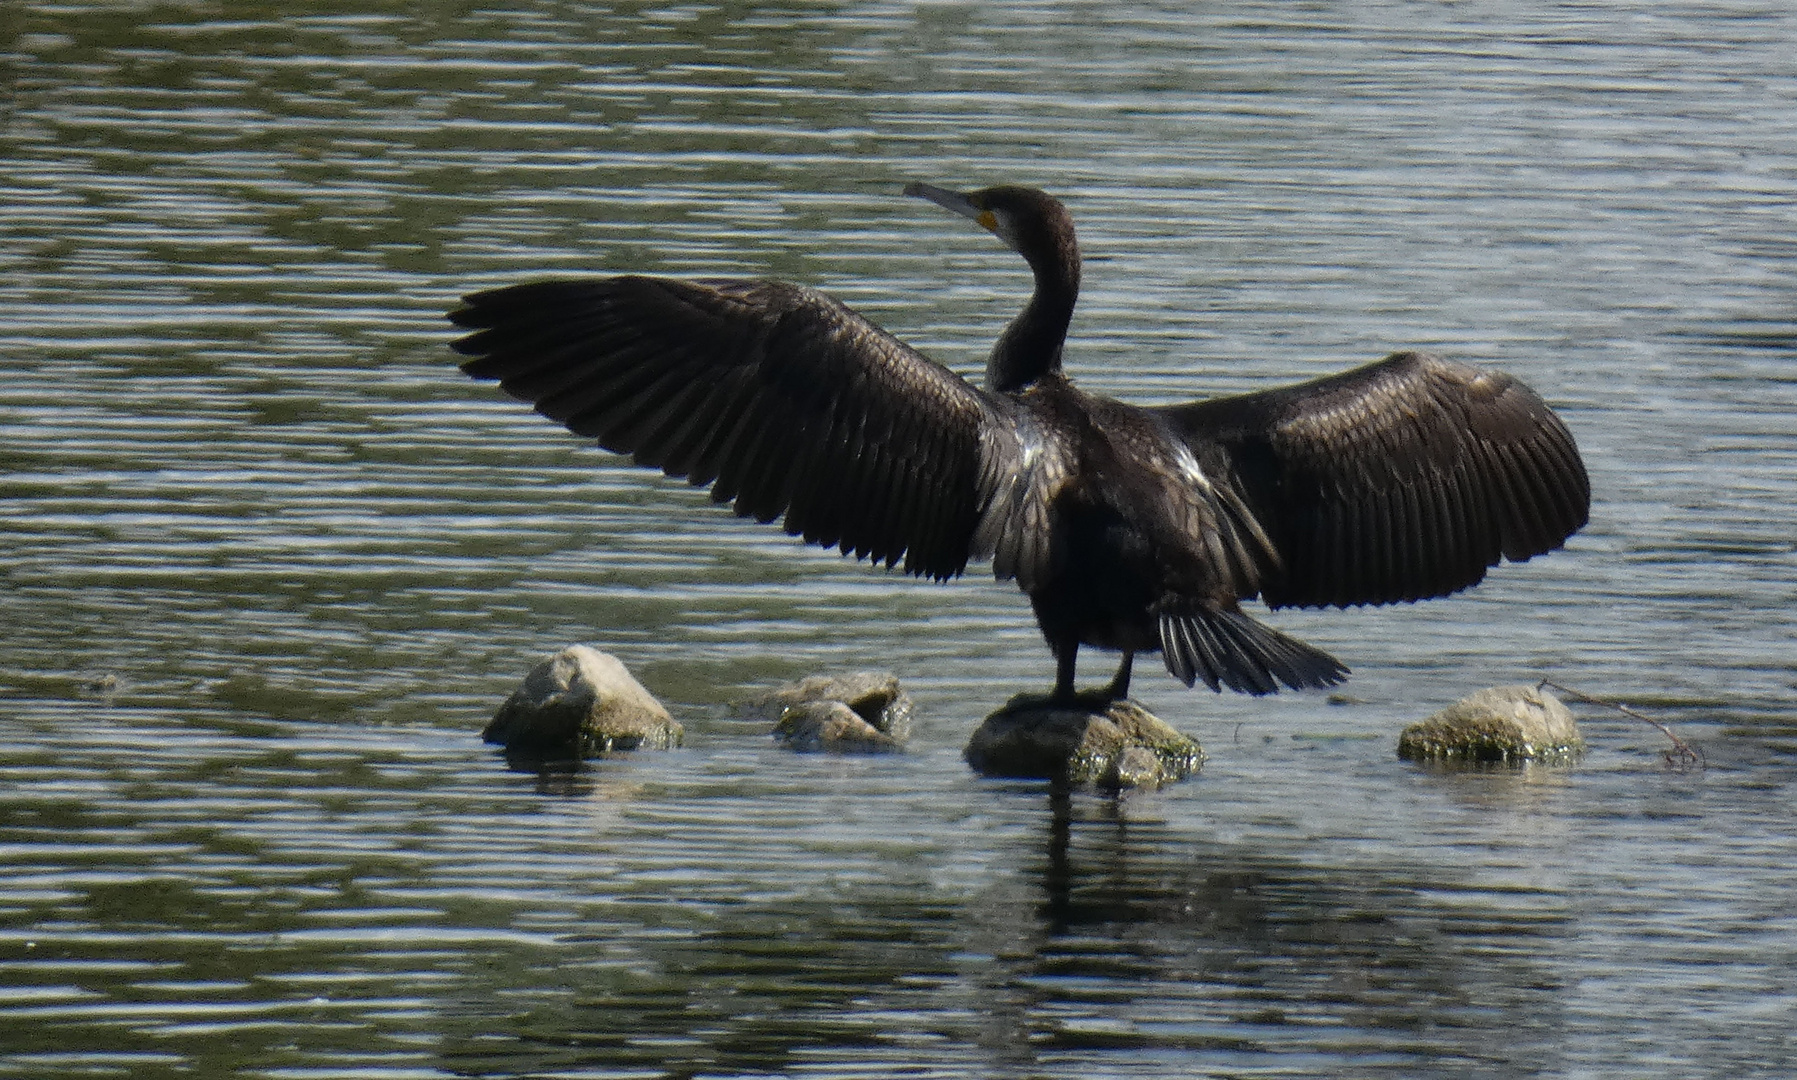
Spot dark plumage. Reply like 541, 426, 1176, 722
450, 184, 1589, 703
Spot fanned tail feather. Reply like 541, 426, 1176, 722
1158, 610, 1348, 695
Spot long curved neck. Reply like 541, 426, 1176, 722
986, 254, 1079, 393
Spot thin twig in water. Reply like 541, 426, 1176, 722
1538, 679, 1704, 769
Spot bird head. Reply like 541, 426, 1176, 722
904, 182, 1079, 282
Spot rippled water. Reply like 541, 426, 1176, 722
3, 3, 1795, 1077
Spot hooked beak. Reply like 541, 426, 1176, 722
903, 182, 998, 233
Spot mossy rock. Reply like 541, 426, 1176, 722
1398, 684, 1583, 765
964, 694, 1204, 789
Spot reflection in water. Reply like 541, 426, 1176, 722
3, 0, 1796, 1077
1024, 791, 1568, 1072
429, 784, 1576, 1079
3, 694, 1793, 1077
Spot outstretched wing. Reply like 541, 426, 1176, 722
1152, 351, 1589, 609
451, 276, 1019, 581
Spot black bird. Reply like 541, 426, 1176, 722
450, 184, 1588, 703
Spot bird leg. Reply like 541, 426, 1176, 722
1050, 644, 1132, 705
1104, 651, 1135, 702
1051, 641, 1079, 704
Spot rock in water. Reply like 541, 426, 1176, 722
964, 695, 1204, 789
774, 700, 906, 753
483, 645, 683, 757
738, 671, 913, 752
1397, 684, 1583, 764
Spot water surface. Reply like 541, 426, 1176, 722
2, 3, 1795, 1077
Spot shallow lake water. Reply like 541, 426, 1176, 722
2, 2, 1795, 1077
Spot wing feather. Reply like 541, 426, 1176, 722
1153, 350, 1588, 609
451, 275, 1019, 581
691, 381, 763, 491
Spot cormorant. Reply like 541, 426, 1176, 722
450, 184, 1589, 703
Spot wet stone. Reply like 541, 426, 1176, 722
483, 645, 682, 758
964, 695, 1204, 789
742, 671, 915, 753
1398, 684, 1584, 765
774, 700, 905, 753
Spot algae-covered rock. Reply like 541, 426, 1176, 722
1398, 684, 1583, 765
964, 695, 1204, 789
742, 671, 914, 752
483, 645, 682, 757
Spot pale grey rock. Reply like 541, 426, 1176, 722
964, 694, 1204, 789
483, 645, 682, 757
1398, 684, 1583, 764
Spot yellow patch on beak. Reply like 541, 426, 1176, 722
977, 209, 998, 232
